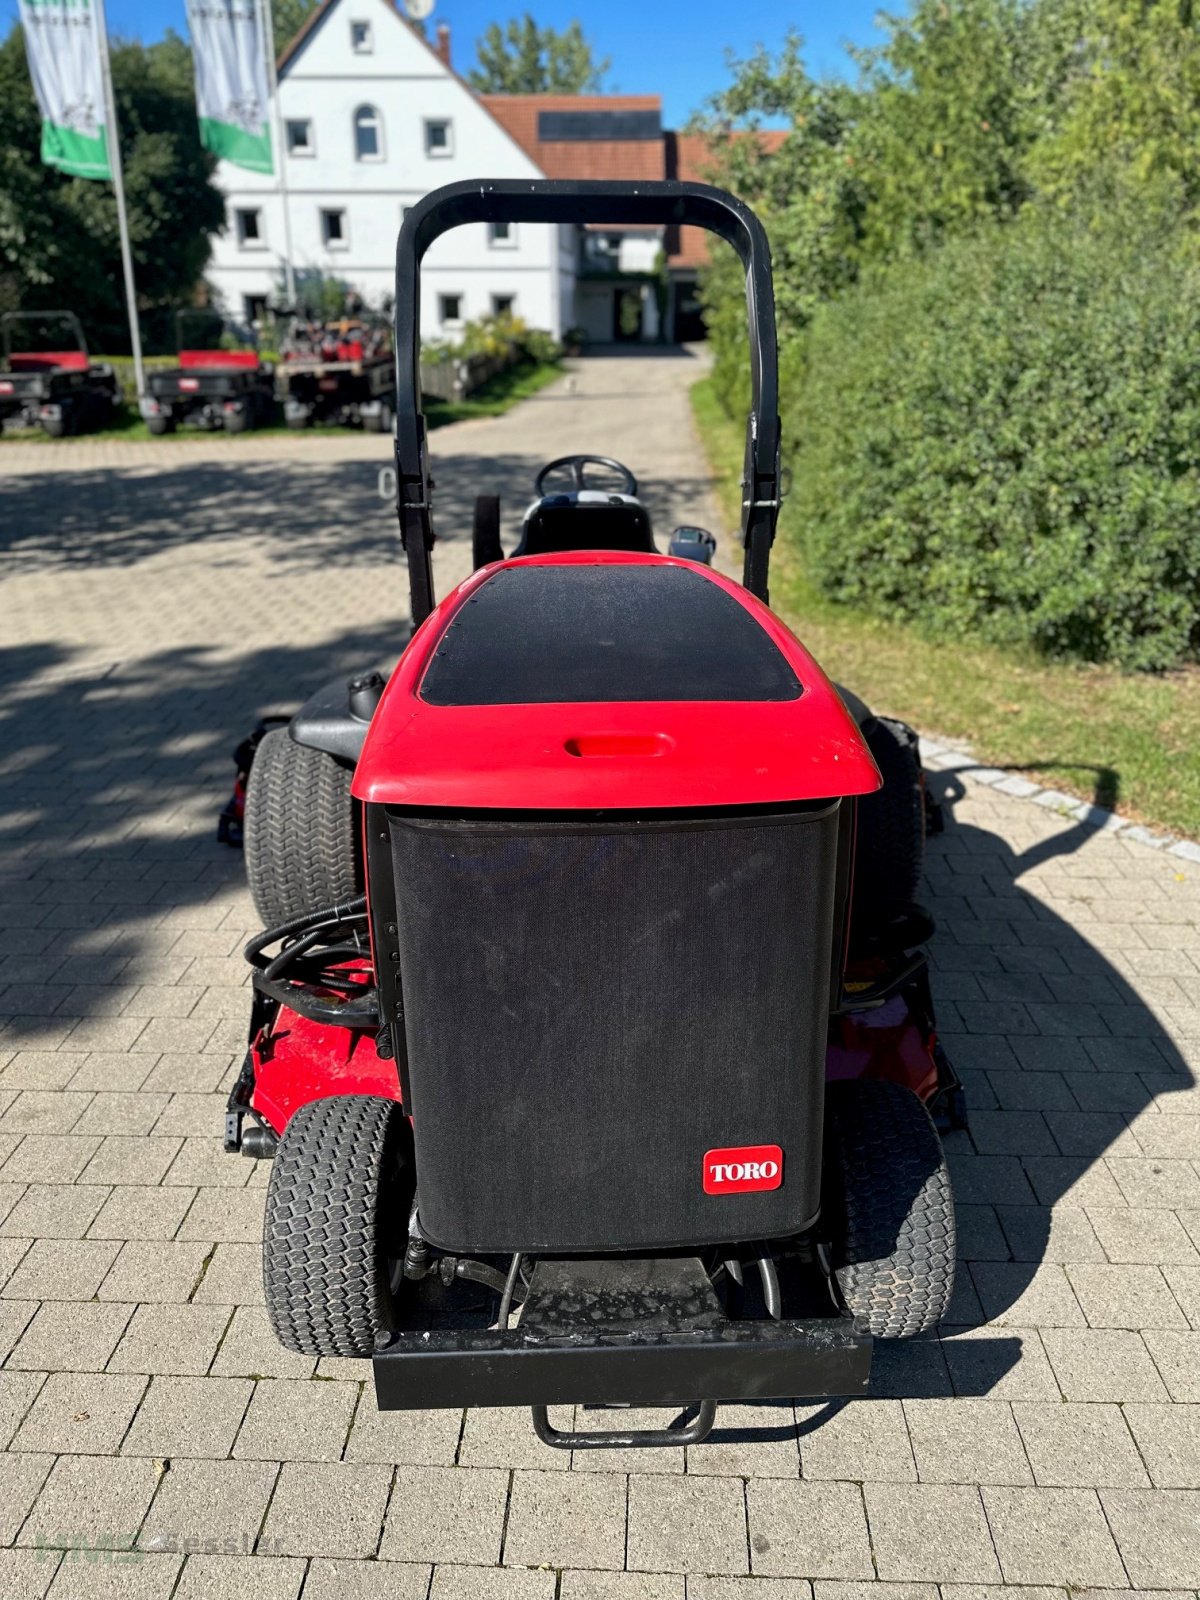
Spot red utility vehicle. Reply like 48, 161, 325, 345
228, 181, 962, 1452
139, 312, 275, 435
276, 313, 395, 431
0, 312, 120, 437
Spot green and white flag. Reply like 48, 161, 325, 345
18, 0, 111, 180
187, 0, 273, 174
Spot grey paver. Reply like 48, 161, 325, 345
1066, 1262, 1190, 1328
18, 1455, 159, 1551
172, 1555, 306, 1600
747, 1481, 873, 1580
685, 1402, 801, 1478
261, 1460, 392, 1558
0, 1453, 54, 1544
1040, 1327, 1169, 1401
107, 1301, 231, 1376
796, 1399, 915, 1482
903, 1398, 1031, 1484
1013, 1401, 1149, 1487
1144, 1329, 1200, 1400
627, 1473, 748, 1575
863, 1484, 1001, 1583
430, 1567, 559, 1599
982, 1486, 1126, 1587
11, 1370, 147, 1454
379, 1465, 509, 1566
1, 1237, 119, 1301
98, 1240, 212, 1303
1122, 1403, 1200, 1488
121, 1374, 252, 1458
138, 1457, 278, 1553
1098, 1487, 1200, 1588
503, 1468, 627, 1571
45, 1553, 183, 1600
560, 1576, 687, 1600
233, 1377, 358, 1462
304, 1562, 431, 1600
7, 1300, 132, 1372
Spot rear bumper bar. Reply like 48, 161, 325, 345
372, 1317, 871, 1411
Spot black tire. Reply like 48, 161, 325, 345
243, 728, 360, 927
825, 1078, 956, 1339
41, 416, 67, 439
264, 1095, 413, 1357
852, 715, 925, 925
147, 415, 174, 436
473, 494, 504, 569
223, 407, 248, 434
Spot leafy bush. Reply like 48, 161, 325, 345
791, 204, 1200, 670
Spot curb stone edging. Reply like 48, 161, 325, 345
919, 734, 1200, 862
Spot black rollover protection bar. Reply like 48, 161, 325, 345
392, 179, 783, 627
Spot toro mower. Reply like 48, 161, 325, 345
139, 311, 276, 435
276, 311, 395, 431
228, 180, 962, 1451
0, 312, 120, 437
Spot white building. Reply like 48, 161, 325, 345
206, 0, 576, 339
205, 0, 734, 343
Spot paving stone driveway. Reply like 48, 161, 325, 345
0, 353, 1198, 1599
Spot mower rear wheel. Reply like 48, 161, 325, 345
264, 1095, 412, 1358
243, 728, 360, 927
852, 716, 925, 928
825, 1077, 955, 1339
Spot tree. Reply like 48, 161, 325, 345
468, 14, 610, 93
272, 0, 321, 59
0, 25, 225, 352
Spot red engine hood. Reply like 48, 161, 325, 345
354, 552, 880, 812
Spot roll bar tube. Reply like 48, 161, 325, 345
393, 179, 782, 627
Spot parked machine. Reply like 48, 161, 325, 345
276, 313, 395, 431
139, 312, 275, 435
227, 180, 962, 1452
0, 312, 120, 437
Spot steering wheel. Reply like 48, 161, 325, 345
535, 455, 638, 497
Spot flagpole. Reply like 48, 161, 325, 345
94, 0, 145, 397
260, 0, 296, 307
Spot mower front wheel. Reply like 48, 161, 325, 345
825, 1077, 955, 1339
264, 1095, 412, 1358
243, 728, 361, 926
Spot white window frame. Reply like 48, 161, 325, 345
320, 207, 349, 251
353, 104, 384, 163
438, 292, 464, 326
235, 207, 264, 249
286, 118, 314, 157
424, 118, 453, 158
491, 293, 517, 318
488, 220, 517, 250
350, 19, 373, 52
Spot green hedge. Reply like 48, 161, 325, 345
790, 205, 1200, 670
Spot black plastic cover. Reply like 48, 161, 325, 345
419, 565, 802, 706
390, 800, 840, 1253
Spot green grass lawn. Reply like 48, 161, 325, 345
693, 376, 1200, 839
1, 358, 564, 445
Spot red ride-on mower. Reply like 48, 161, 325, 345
0, 312, 120, 437
228, 180, 963, 1451
139, 311, 276, 435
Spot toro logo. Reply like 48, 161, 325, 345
703, 1144, 783, 1195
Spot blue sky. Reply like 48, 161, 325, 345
0, 0, 886, 125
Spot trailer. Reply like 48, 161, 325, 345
276, 315, 395, 431
139, 312, 275, 436
0, 312, 120, 438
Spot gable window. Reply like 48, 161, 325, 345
491, 294, 515, 317
424, 118, 453, 158
439, 293, 463, 325
350, 19, 372, 52
354, 105, 383, 161
286, 118, 313, 156
488, 220, 515, 248
321, 207, 347, 249
235, 207, 262, 247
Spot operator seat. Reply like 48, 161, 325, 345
514, 490, 656, 557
